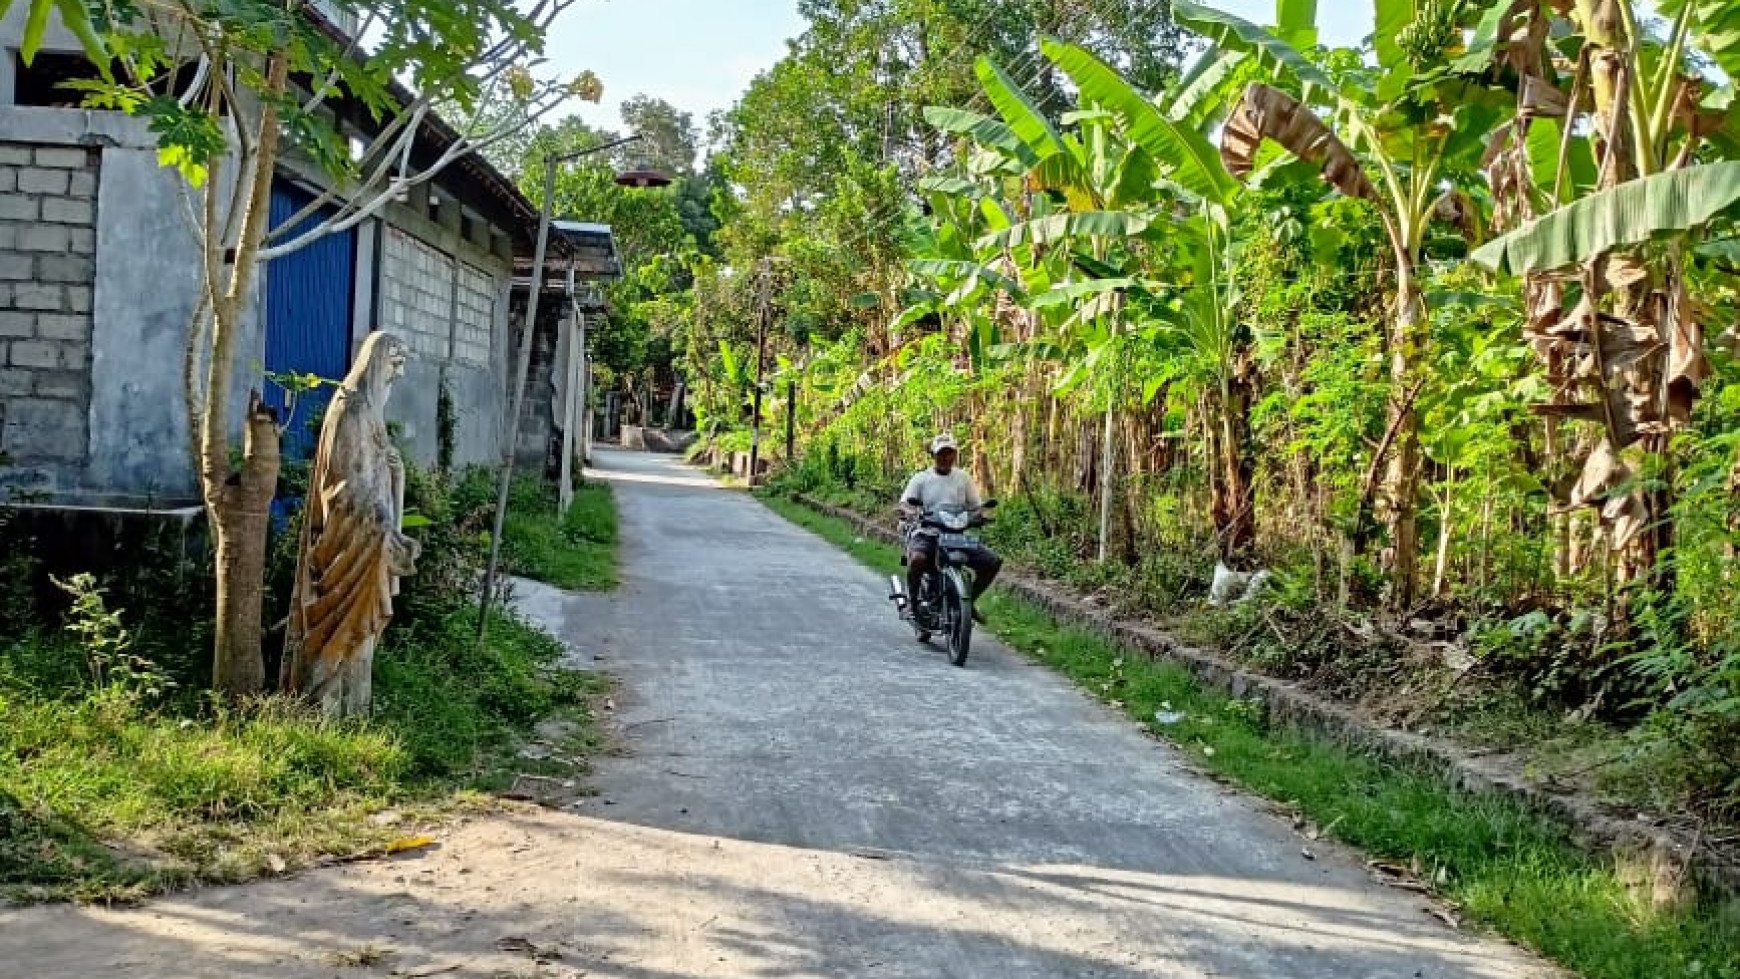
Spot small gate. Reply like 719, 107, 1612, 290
264, 182, 357, 457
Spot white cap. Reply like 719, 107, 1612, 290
929, 433, 959, 455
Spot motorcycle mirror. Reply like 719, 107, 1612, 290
981, 498, 999, 509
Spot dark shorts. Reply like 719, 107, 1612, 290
906, 532, 1001, 573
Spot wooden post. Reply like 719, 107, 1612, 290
785, 376, 797, 465
480, 153, 556, 640
578, 301, 591, 468
558, 270, 580, 512
1097, 297, 1123, 563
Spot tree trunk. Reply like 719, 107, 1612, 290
1380, 262, 1426, 610
1096, 400, 1116, 563
211, 396, 281, 693
198, 53, 289, 696
1212, 353, 1258, 562
1433, 489, 1454, 599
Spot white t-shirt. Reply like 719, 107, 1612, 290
899, 467, 982, 512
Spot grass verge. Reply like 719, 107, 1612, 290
0, 607, 609, 904
761, 494, 1740, 979
503, 477, 619, 591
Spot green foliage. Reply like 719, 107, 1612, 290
1475, 162, 1740, 275
715, 0, 1740, 849
52, 574, 175, 702
1, 0, 105, 65
0, 456, 616, 901
501, 478, 619, 592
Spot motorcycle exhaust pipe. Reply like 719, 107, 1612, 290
888, 575, 908, 609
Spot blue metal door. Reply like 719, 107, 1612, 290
265, 182, 356, 457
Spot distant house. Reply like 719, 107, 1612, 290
0, 4, 597, 506
514, 221, 623, 473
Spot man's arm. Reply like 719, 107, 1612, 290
964, 473, 983, 510
898, 472, 923, 516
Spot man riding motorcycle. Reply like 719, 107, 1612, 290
897, 434, 1003, 624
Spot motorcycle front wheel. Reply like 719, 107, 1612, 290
943, 570, 973, 667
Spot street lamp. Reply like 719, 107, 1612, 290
478, 134, 672, 640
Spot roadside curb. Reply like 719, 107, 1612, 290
792, 493, 1739, 907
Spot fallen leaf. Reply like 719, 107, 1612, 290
1425, 906, 1461, 930
384, 836, 437, 855
1301, 848, 1316, 860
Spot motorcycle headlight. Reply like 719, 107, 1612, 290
943, 511, 969, 530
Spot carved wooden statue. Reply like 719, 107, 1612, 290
281, 332, 419, 716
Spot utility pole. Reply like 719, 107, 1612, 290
478, 133, 663, 643
748, 256, 772, 484
577, 299, 590, 467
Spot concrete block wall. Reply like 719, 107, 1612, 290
380, 224, 456, 362
374, 213, 510, 471
0, 142, 98, 488
453, 262, 494, 367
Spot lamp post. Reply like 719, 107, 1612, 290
478, 134, 671, 640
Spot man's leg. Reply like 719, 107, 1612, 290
906, 545, 933, 610
966, 546, 1002, 623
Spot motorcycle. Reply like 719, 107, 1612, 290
887, 499, 995, 667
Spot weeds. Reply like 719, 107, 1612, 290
0, 460, 618, 903
0, 604, 603, 903
502, 477, 619, 592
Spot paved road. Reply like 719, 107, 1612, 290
0, 448, 1552, 979
524, 449, 1548, 978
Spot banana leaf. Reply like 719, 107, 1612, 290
975, 56, 1067, 160
1470, 161, 1740, 275
1174, 1, 1337, 100
976, 211, 1151, 251
1043, 39, 1237, 205
1657, 0, 1740, 84
1221, 83, 1377, 201
1277, 0, 1319, 51
923, 107, 1041, 172
1169, 49, 1247, 129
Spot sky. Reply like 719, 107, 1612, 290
546, 1, 1376, 135
547, 1, 807, 134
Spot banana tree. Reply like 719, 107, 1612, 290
1472, 0, 1740, 593
1036, 39, 1280, 561
1176, 0, 1507, 608
924, 55, 1162, 560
